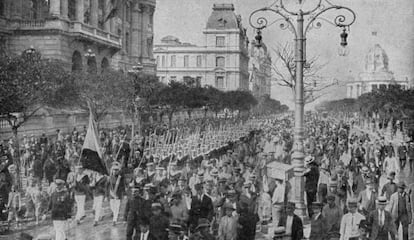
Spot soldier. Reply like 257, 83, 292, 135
91, 172, 108, 226
149, 202, 170, 240
49, 178, 72, 240
190, 218, 215, 240
73, 165, 89, 225
124, 186, 145, 240
109, 162, 125, 225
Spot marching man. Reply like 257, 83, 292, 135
73, 165, 90, 225
109, 161, 125, 225
91, 171, 108, 226
49, 178, 72, 240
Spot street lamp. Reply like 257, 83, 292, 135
84, 48, 95, 58
249, 0, 356, 218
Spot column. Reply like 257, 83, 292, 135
11, 0, 22, 19
103, 0, 110, 32
141, 4, 149, 58
90, 0, 98, 27
76, 0, 84, 23
49, 0, 61, 17
130, 3, 141, 59
61, 0, 68, 19
110, 17, 115, 34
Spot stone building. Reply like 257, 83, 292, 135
346, 44, 409, 98
153, 4, 249, 91
249, 40, 272, 97
0, 0, 156, 74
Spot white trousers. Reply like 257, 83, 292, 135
93, 195, 104, 222
272, 204, 283, 226
109, 198, 121, 222
74, 195, 86, 221
53, 220, 67, 240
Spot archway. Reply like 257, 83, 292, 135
87, 57, 97, 74
71, 51, 83, 72
101, 57, 109, 73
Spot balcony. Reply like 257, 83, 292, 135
69, 22, 122, 50
5, 18, 121, 50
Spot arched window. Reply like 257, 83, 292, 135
216, 56, 225, 67
101, 57, 109, 73
87, 58, 97, 74
72, 51, 83, 72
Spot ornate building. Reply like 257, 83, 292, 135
346, 44, 409, 98
153, 4, 250, 91
0, 0, 156, 74
249, 40, 271, 97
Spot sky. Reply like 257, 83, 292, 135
154, 0, 414, 109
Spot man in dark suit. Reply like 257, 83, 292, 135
189, 183, 214, 232
367, 196, 397, 240
138, 217, 156, 240
278, 202, 303, 240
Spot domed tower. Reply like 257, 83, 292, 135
203, 4, 249, 91
346, 44, 399, 98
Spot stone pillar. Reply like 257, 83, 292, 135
103, 0, 110, 32
110, 18, 115, 34
61, 0, 68, 19
130, 3, 142, 59
121, 4, 127, 53
76, 0, 84, 23
90, 0, 98, 27
141, 4, 149, 58
49, 0, 61, 17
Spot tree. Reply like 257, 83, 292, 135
254, 94, 289, 115
72, 70, 131, 125
157, 81, 188, 127
271, 42, 336, 104
204, 86, 225, 117
223, 90, 258, 116
0, 52, 71, 187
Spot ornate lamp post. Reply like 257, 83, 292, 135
249, 0, 356, 217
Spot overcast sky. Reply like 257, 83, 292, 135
154, 0, 414, 109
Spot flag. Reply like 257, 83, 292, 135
80, 109, 108, 175
104, 0, 125, 23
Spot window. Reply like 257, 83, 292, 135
216, 36, 225, 47
125, 32, 129, 53
379, 84, 387, 90
184, 55, 189, 67
216, 76, 224, 89
162, 56, 166, 67
170, 76, 177, 82
372, 84, 378, 91
196, 55, 202, 67
156, 56, 160, 66
170, 55, 176, 67
216, 57, 225, 67
196, 77, 202, 87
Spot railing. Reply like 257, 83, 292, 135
80, 23, 94, 34
8, 19, 45, 29
71, 22, 121, 46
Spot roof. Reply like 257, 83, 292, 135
206, 4, 240, 30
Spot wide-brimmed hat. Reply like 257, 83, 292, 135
311, 201, 323, 208
387, 171, 396, 180
347, 198, 358, 207
223, 203, 235, 210
376, 196, 388, 205
55, 178, 65, 185
304, 156, 315, 164
196, 218, 210, 230
168, 221, 184, 233
398, 181, 407, 189
151, 202, 162, 209
273, 226, 286, 236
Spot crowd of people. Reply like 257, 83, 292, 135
0, 113, 414, 240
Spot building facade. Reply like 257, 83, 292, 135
346, 44, 408, 98
248, 40, 272, 97
0, 0, 156, 74
153, 4, 249, 91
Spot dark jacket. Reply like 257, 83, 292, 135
309, 213, 328, 240
367, 210, 397, 240
150, 214, 169, 240
278, 213, 303, 240
124, 195, 145, 223
304, 164, 319, 192
49, 189, 72, 220
190, 194, 214, 222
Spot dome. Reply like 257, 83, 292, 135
364, 44, 389, 72
206, 4, 240, 30
161, 36, 181, 45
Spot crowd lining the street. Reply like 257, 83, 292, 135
1, 113, 414, 240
